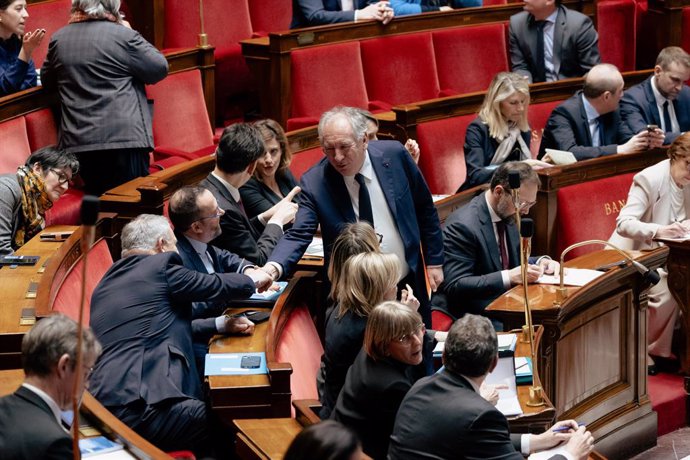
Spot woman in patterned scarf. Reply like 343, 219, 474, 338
0, 145, 78, 254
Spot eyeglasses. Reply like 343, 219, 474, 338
195, 207, 223, 222
49, 168, 72, 185
376, 233, 384, 244
397, 324, 425, 344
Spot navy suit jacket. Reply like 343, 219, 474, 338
202, 174, 283, 266
432, 194, 521, 317
388, 371, 566, 460
291, 0, 375, 28
539, 92, 625, 160
619, 76, 690, 145
175, 232, 250, 341
509, 5, 600, 83
89, 252, 255, 409
268, 140, 444, 318
0, 386, 72, 459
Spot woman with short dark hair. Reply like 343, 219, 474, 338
0, 145, 79, 254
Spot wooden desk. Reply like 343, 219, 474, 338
487, 249, 667, 459
0, 225, 76, 370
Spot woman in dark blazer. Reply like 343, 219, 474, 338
240, 119, 299, 219
461, 72, 535, 190
332, 301, 439, 460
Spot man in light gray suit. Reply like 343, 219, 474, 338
42, 0, 168, 196
509, 0, 600, 83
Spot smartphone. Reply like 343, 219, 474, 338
646, 124, 659, 132
0, 255, 40, 266
240, 355, 261, 369
238, 310, 271, 323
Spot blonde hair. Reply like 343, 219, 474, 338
478, 72, 530, 141
328, 222, 381, 301
336, 252, 400, 318
364, 301, 423, 361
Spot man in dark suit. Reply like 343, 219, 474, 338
620, 46, 690, 145
261, 106, 444, 326
431, 162, 557, 319
539, 64, 656, 160
0, 314, 101, 460
388, 314, 594, 459
291, 0, 393, 28
168, 185, 257, 376
201, 123, 299, 265
89, 214, 272, 452
509, 0, 600, 83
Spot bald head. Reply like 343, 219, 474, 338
583, 64, 623, 99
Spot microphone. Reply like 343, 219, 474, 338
556, 239, 661, 303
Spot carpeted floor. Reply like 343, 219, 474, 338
630, 427, 690, 459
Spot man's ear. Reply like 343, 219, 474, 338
247, 160, 258, 176
155, 237, 166, 253
488, 353, 499, 374
56, 353, 71, 379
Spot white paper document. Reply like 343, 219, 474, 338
485, 355, 523, 417
537, 268, 604, 287
304, 237, 324, 258
529, 445, 570, 460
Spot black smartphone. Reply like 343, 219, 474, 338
646, 124, 659, 132
0, 255, 40, 266
240, 355, 261, 369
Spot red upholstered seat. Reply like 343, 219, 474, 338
360, 33, 441, 110
24, 108, 58, 151
45, 188, 84, 226
248, 0, 292, 35
433, 24, 509, 95
146, 69, 216, 162
51, 238, 113, 325
432, 310, 454, 332
555, 173, 635, 259
683, 7, 690, 54
26, 0, 71, 68
0, 117, 31, 174
288, 42, 369, 131
275, 303, 324, 411
597, 0, 636, 71
290, 147, 323, 181
528, 100, 561, 158
416, 114, 474, 194
163, 0, 254, 124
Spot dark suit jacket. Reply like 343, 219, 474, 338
89, 252, 255, 409
41, 20, 168, 153
291, 0, 374, 28
269, 140, 444, 322
388, 370, 566, 459
239, 170, 299, 219
431, 194, 531, 317
202, 174, 284, 265
619, 76, 690, 145
509, 5, 600, 83
0, 386, 72, 459
461, 117, 532, 190
539, 91, 625, 160
175, 232, 250, 341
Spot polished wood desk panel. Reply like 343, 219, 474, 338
0, 369, 171, 459
0, 225, 75, 369
487, 249, 667, 459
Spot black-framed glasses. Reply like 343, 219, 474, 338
49, 168, 72, 185
376, 233, 384, 244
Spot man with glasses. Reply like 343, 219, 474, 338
0, 314, 102, 460
168, 185, 258, 377
431, 162, 558, 321
201, 123, 300, 265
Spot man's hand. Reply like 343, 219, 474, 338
358, 2, 394, 24
618, 131, 650, 154
427, 266, 444, 293
538, 258, 559, 276
260, 264, 280, 282
648, 128, 666, 149
479, 383, 508, 406
262, 186, 301, 225
656, 222, 690, 239
563, 426, 595, 460
399, 283, 420, 311
405, 139, 421, 164
245, 267, 274, 292
530, 420, 580, 452
508, 264, 541, 285
224, 315, 255, 335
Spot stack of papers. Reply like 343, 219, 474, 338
79, 436, 124, 458
304, 237, 324, 258
537, 268, 604, 287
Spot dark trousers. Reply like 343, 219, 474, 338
76, 148, 150, 196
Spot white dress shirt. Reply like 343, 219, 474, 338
650, 75, 680, 133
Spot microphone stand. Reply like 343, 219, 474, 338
507, 171, 532, 343
198, 0, 209, 48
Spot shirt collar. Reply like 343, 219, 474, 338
211, 172, 241, 202
581, 93, 601, 122
343, 150, 374, 182
183, 234, 208, 256
650, 75, 670, 107
545, 9, 558, 23
485, 192, 502, 224
21, 383, 64, 429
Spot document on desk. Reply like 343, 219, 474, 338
528, 445, 570, 459
485, 354, 523, 417
537, 268, 604, 287
304, 237, 324, 258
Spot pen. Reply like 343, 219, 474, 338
553, 422, 585, 433
515, 362, 528, 371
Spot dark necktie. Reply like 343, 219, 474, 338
236, 198, 247, 216
495, 220, 510, 270
663, 101, 673, 133
594, 117, 603, 147
534, 21, 546, 83
355, 173, 374, 226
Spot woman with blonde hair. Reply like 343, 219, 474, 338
327, 221, 381, 302
462, 72, 535, 190
319, 251, 419, 419
240, 119, 299, 219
